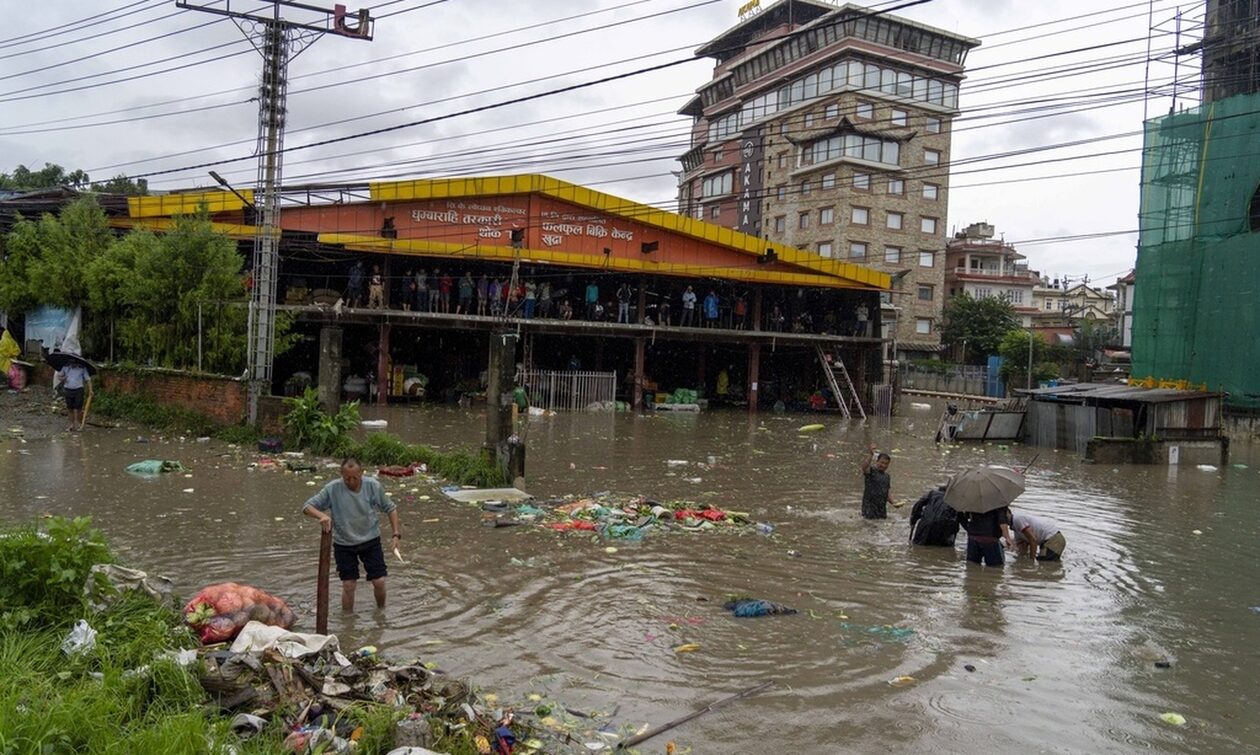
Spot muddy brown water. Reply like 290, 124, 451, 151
3, 400, 1259, 752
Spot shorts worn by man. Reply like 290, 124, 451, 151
858, 443, 893, 519
303, 458, 401, 611
1011, 512, 1066, 561
57, 362, 91, 432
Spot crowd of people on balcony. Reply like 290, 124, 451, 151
325, 259, 876, 337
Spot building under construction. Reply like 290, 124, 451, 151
112, 174, 891, 414
1131, 1, 1260, 408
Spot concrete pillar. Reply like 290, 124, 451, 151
632, 336, 646, 410
318, 325, 342, 413
747, 342, 761, 411
376, 322, 390, 406
752, 288, 763, 332
637, 278, 647, 324
486, 332, 524, 484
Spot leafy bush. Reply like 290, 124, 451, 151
283, 387, 360, 456
0, 517, 111, 631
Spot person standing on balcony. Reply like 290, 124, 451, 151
680, 285, 697, 327
616, 282, 632, 323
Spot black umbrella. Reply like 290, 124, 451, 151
47, 351, 98, 376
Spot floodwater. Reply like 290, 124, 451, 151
3, 400, 1259, 753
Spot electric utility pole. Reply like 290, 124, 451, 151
177, 1, 374, 422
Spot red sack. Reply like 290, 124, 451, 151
183, 582, 296, 644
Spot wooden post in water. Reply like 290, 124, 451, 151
316, 528, 331, 634
376, 322, 390, 406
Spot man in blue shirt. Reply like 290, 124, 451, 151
303, 458, 402, 612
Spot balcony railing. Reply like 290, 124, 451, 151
951, 266, 1033, 278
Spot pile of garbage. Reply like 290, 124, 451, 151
484, 492, 757, 541
200, 622, 547, 754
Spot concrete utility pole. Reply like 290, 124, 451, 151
177, 1, 374, 423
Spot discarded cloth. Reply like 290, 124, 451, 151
85, 563, 174, 612
724, 598, 797, 618
229, 621, 339, 658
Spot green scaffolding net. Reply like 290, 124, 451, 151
1133, 91, 1260, 408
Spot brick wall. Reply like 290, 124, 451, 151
32, 363, 249, 426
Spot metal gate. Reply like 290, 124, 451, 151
519, 369, 618, 411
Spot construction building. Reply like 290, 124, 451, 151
675, 0, 980, 358
1132, 0, 1260, 406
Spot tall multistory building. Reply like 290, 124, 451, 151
676, 0, 979, 356
1202, 0, 1260, 103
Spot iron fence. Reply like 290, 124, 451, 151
519, 369, 618, 411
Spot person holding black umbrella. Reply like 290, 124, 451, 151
49, 352, 95, 432
944, 466, 1022, 567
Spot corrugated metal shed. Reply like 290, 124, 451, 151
1020, 382, 1224, 404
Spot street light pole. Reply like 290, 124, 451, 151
1027, 329, 1034, 390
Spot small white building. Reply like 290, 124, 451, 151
1107, 270, 1135, 348
944, 222, 1042, 326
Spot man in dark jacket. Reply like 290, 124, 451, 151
909, 485, 960, 546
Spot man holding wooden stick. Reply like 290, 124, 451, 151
303, 458, 401, 612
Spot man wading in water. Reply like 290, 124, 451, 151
303, 458, 401, 612
859, 443, 894, 519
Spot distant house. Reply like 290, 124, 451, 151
1108, 270, 1135, 348
944, 222, 1041, 327
1031, 280, 1115, 331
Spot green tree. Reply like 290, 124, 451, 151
90, 174, 148, 196
94, 210, 250, 373
998, 329, 1062, 389
0, 163, 89, 191
940, 293, 1020, 364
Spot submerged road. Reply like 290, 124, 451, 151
3, 399, 1258, 752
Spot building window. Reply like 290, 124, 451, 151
890, 109, 907, 126
923, 183, 939, 200
800, 179, 811, 196
919, 251, 935, 267
803, 112, 815, 128
778, 153, 789, 169
853, 172, 870, 190
820, 207, 835, 224
884, 246, 902, 263
774, 216, 786, 233
1010, 289, 1024, 303
701, 171, 733, 197
850, 242, 868, 259
924, 149, 941, 166
918, 284, 934, 301
710, 205, 721, 219
799, 212, 810, 229
825, 103, 839, 119
821, 173, 836, 190
926, 117, 941, 134
916, 318, 932, 335
713, 149, 723, 162
776, 184, 787, 201
886, 212, 903, 230
921, 217, 938, 234
818, 241, 833, 257
852, 207, 869, 225
856, 101, 874, 119
888, 178, 904, 195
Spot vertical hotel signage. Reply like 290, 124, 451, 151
737, 127, 764, 236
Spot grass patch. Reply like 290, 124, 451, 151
92, 391, 259, 445
355, 433, 506, 488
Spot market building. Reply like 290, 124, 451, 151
111, 174, 890, 413
674, 0, 980, 360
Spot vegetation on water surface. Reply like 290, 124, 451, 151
284, 388, 506, 487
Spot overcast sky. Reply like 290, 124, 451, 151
0, 0, 1207, 289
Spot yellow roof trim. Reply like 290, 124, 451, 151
368, 174, 890, 290
110, 217, 257, 238
128, 190, 253, 219
318, 233, 876, 290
